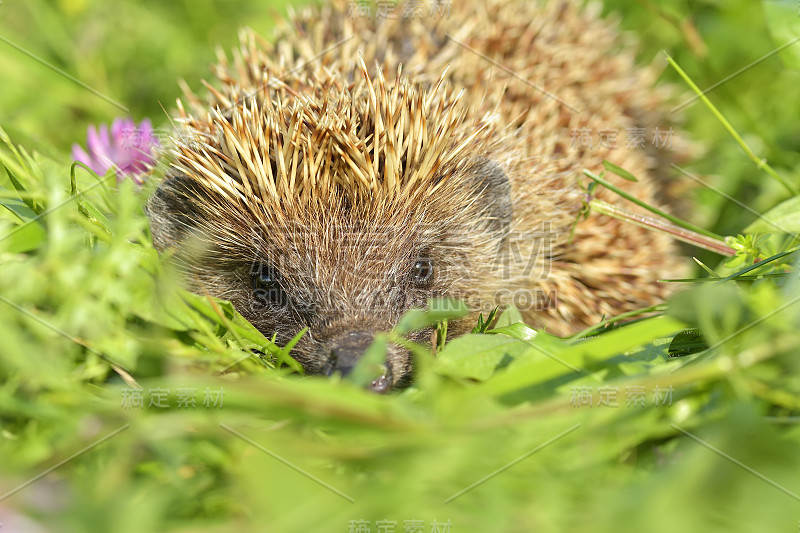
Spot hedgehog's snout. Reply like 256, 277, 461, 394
323, 330, 393, 394
324, 330, 373, 376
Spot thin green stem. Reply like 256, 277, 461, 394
714, 247, 799, 284
588, 198, 736, 256
584, 169, 724, 240
664, 53, 798, 196
569, 304, 667, 341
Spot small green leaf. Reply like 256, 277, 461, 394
668, 329, 708, 358
273, 328, 306, 372
0, 220, 47, 253
435, 319, 448, 352
487, 322, 538, 341
0, 191, 40, 223
3, 164, 45, 215
494, 305, 524, 328
602, 160, 639, 182
471, 307, 499, 334
435, 334, 529, 381
76, 198, 112, 235
743, 195, 800, 236
349, 334, 388, 387
394, 298, 468, 334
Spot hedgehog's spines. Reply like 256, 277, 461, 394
173, 54, 488, 218
155, 0, 691, 349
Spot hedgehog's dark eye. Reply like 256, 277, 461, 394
251, 261, 284, 304
412, 256, 434, 285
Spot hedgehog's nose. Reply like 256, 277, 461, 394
324, 330, 393, 393
325, 330, 374, 377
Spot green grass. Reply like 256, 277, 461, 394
1, 1, 800, 532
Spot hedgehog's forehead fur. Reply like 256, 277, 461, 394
170, 60, 501, 230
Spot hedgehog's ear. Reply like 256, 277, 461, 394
463, 157, 513, 238
146, 173, 202, 251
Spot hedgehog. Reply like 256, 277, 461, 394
146, 0, 688, 391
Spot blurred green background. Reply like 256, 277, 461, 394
1, 1, 800, 532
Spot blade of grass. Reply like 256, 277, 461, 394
664, 273, 789, 282
714, 247, 799, 284
584, 168, 724, 241
693, 257, 721, 277
569, 304, 667, 341
664, 52, 798, 196
587, 197, 735, 255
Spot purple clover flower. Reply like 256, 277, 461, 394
72, 117, 160, 184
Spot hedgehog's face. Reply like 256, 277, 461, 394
147, 157, 512, 391
146, 61, 514, 390
241, 220, 451, 391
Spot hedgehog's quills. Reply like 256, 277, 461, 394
147, 0, 689, 391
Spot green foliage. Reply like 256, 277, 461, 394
724, 234, 771, 268
762, 0, 800, 70
470, 307, 499, 334
1, 1, 800, 532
